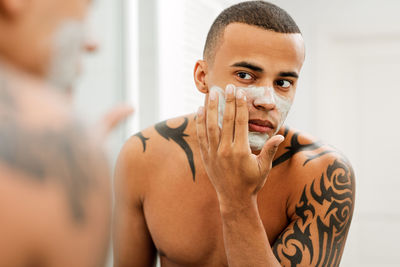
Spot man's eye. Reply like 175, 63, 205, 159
237, 72, 252, 80
276, 80, 292, 88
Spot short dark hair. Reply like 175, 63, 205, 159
203, 1, 301, 62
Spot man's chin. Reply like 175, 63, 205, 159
248, 131, 270, 152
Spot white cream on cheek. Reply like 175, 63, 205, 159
210, 85, 292, 151
209, 85, 227, 129
47, 20, 85, 93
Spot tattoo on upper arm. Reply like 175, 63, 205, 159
155, 117, 196, 182
273, 131, 335, 168
283, 126, 289, 138
0, 84, 99, 224
134, 132, 150, 152
273, 158, 355, 267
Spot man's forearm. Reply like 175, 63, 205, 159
219, 197, 280, 267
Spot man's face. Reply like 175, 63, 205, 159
0, 0, 94, 91
203, 23, 305, 151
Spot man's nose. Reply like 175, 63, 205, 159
83, 39, 99, 53
82, 16, 99, 53
252, 87, 276, 111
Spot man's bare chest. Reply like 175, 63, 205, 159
143, 168, 290, 266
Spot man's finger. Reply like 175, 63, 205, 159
97, 104, 134, 141
257, 135, 284, 174
206, 89, 220, 152
220, 84, 236, 148
196, 106, 209, 161
233, 89, 249, 149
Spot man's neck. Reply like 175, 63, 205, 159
0, 57, 74, 104
0, 57, 37, 84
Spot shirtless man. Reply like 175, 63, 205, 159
114, 1, 355, 266
0, 0, 131, 266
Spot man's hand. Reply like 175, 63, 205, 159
196, 85, 284, 209
95, 104, 134, 142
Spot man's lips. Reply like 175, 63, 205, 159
248, 119, 274, 133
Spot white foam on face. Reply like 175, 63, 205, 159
210, 85, 227, 129
210, 84, 292, 151
47, 20, 85, 93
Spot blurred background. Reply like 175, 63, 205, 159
74, 0, 400, 266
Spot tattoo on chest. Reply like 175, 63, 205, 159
0, 84, 96, 224
155, 117, 196, 182
134, 132, 150, 152
273, 131, 334, 168
272, 158, 355, 267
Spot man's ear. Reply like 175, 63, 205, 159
193, 60, 209, 94
0, 0, 27, 18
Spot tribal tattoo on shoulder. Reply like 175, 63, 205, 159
134, 132, 150, 152
0, 83, 100, 224
273, 130, 335, 168
272, 158, 355, 267
155, 117, 196, 182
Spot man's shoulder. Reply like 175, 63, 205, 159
121, 114, 197, 164
0, 81, 110, 264
115, 114, 198, 199
0, 78, 86, 142
273, 126, 352, 174
275, 127, 355, 218
0, 82, 109, 222
0, 81, 101, 163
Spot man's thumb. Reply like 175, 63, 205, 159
258, 135, 285, 171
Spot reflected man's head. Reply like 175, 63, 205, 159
0, 0, 97, 91
194, 1, 306, 151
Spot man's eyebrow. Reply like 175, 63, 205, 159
230, 62, 264, 73
279, 71, 299, 79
